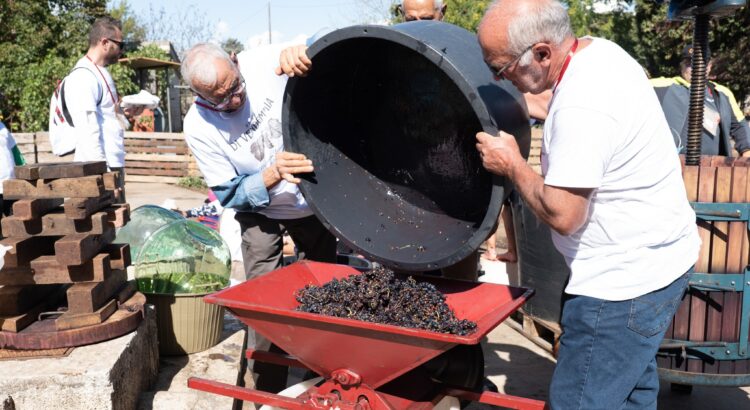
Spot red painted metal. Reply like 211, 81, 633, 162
188, 378, 308, 409
444, 388, 547, 409
205, 261, 533, 389
246, 348, 305, 368
191, 261, 539, 409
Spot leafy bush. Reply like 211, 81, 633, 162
178, 175, 208, 191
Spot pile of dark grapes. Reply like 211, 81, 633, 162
295, 267, 477, 336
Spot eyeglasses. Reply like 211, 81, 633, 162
193, 76, 246, 111
488, 44, 534, 79
107, 38, 124, 49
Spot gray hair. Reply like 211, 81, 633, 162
400, 0, 444, 11
180, 43, 236, 88
485, 0, 573, 66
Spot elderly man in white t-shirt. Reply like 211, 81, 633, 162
474, 1, 700, 408
181, 42, 336, 393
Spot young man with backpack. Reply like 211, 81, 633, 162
48, 16, 127, 200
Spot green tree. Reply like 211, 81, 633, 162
0, 0, 108, 131
443, 0, 492, 32
222, 38, 245, 55
0, 0, 159, 131
109, 0, 146, 43
389, 0, 492, 31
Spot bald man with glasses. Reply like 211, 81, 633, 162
400, 0, 447, 22
182, 42, 337, 393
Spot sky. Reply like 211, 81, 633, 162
125, 0, 393, 49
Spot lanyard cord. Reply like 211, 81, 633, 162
85, 55, 120, 112
552, 38, 579, 94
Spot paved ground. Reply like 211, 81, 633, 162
128, 182, 750, 409
126, 182, 208, 212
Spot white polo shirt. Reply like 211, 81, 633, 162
183, 44, 312, 220
542, 38, 700, 301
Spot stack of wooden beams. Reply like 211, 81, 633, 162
0, 161, 134, 334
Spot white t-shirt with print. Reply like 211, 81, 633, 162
1, 123, 16, 195
541, 37, 700, 301
65, 56, 125, 167
183, 44, 312, 220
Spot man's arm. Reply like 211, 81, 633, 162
715, 85, 750, 157
476, 131, 592, 235
211, 151, 314, 211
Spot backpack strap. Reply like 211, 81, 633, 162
59, 66, 104, 127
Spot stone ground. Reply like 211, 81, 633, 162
127, 182, 750, 409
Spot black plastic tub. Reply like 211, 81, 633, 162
283, 21, 530, 271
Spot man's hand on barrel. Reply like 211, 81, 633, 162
263, 151, 314, 187
275, 45, 312, 77
476, 131, 523, 179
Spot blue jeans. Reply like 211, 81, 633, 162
549, 272, 689, 410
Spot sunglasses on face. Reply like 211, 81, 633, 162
107, 38, 124, 49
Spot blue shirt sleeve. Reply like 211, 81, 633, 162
211, 173, 270, 212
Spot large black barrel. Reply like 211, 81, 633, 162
283, 22, 530, 271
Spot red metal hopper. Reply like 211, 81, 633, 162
189, 261, 543, 409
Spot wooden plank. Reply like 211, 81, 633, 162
739, 166, 750, 375
11, 198, 63, 221
65, 268, 127, 313
674, 165, 700, 371
105, 243, 131, 270
687, 166, 718, 374
17, 143, 35, 156
718, 166, 748, 374
124, 175, 181, 184
125, 146, 190, 155
14, 161, 107, 180
1, 211, 110, 238
35, 153, 74, 164
698, 166, 722, 374
55, 299, 118, 330
124, 137, 187, 147
12, 133, 35, 144
102, 172, 119, 191
706, 167, 732, 373
0, 291, 144, 350
124, 132, 186, 140
125, 160, 189, 169
0, 254, 111, 285
125, 168, 188, 177
64, 192, 114, 220
104, 204, 130, 228
2, 175, 104, 199
124, 153, 190, 162
0, 285, 58, 316
0, 301, 47, 332
54, 228, 116, 266
0, 236, 58, 268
